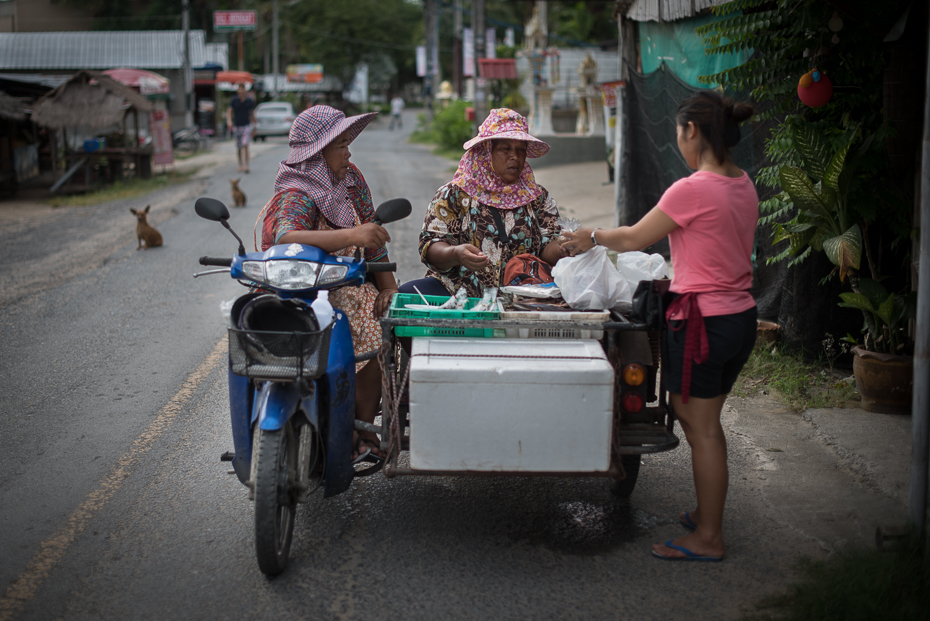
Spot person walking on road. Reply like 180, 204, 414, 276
389, 95, 405, 131
227, 84, 256, 173
560, 91, 758, 563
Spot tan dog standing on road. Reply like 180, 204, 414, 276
130, 205, 163, 250
230, 178, 247, 207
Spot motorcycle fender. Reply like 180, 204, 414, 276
322, 311, 357, 498
229, 370, 254, 485
254, 381, 301, 431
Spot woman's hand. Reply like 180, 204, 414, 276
373, 287, 398, 317
559, 228, 596, 257
455, 244, 490, 271
354, 222, 391, 249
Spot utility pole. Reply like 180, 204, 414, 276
182, 0, 193, 128
472, 0, 486, 130
423, 0, 434, 121
272, 0, 279, 99
453, 0, 463, 98
908, 5, 930, 544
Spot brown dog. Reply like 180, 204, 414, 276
130, 205, 163, 250
230, 178, 247, 207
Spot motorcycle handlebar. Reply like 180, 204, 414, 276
367, 262, 396, 273
199, 256, 233, 267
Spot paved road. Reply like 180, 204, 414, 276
0, 111, 907, 621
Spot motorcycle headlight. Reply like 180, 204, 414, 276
242, 259, 321, 290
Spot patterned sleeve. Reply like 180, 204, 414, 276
418, 183, 466, 273
533, 189, 561, 252
272, 192, 324, 244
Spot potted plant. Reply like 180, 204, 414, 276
838, 279, 916, 413
774, 119, 915, 413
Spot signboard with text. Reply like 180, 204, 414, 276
213, 10, 256, 32
286, 64, 324, 83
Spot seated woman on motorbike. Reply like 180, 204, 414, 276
258, 105, 395, 462
400, 108, 564, 298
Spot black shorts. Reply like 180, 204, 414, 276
665, 306, 758, 399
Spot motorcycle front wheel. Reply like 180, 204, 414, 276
253, 424, 298, 576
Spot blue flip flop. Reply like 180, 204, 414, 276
652, 540, 723, 562
680, 511, 698, 531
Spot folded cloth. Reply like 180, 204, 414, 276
666, 292, 708, 404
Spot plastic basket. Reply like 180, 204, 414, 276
389, 293, 502, 320
499, 310, 610, 340
228, 325, 331, 380
389, 293, 500, 338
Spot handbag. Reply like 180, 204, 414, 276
630, 279, 673, 328
503, 253, 555, 286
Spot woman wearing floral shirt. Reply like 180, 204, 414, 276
401, 108, 564, 297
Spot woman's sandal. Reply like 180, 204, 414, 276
352, 436, 385, 477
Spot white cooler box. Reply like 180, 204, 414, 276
408, 338, 615, 472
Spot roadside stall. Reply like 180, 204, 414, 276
0, 91, 37, 195
102, 68, 173, 167
31, 70, 155, 194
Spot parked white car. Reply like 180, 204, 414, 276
254, 102, 295, 140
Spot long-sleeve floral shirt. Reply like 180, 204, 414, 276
418, 183, 561, 297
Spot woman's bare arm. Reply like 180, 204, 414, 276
560, 206, 678, 256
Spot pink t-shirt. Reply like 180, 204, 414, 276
656, 170, 758, 318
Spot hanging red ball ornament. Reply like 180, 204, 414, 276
798, 72, 833, 107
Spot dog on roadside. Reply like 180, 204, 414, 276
130, 205, 163, 250
230, 178, 247, 207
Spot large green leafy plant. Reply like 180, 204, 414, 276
839, 279, 916, 354
773, 119, 873, 282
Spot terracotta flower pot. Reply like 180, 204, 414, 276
852, 346, 913, 414
756, 320, 780, 347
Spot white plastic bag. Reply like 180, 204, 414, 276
552, 246, 633, 312
616, 251, 669, 284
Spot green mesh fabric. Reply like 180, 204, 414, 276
620, 62, 779, 316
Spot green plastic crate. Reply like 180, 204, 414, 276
389, 293, 500, 338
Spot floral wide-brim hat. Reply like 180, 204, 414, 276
462, 108, 550, 158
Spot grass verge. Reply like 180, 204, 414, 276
409, 129, 464, 162
742, 532, 930, 620
44, 169, 197, 208
732, 343, 860, 411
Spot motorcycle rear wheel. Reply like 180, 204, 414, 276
253, 425, 298, 576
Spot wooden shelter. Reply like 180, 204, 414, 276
31, 70, 155, 192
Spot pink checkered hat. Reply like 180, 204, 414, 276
285, 105, 377, 164
462, 108, 549, 158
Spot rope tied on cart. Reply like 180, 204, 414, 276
378, 340, 410, 472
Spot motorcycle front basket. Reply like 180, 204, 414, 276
228, 324, 331, 381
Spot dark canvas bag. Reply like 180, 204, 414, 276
630, 279, 673, 328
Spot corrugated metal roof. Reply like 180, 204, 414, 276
625, 0, 729, 22
204, 43, 228, 71
0, 30, 207, 71
0, 72, 71, 89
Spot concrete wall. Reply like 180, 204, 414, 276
530, 135, 608, 169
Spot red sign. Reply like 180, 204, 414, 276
213, 10, 257, 31
149, 110, 174, 166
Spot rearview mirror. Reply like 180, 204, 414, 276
195, 197, 231, 222
374, 198, 412, 225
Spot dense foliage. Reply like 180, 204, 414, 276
698, 0, 915, 286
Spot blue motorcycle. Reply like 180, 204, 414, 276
194, 196, 410, 576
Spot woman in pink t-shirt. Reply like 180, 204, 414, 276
561, 91, 757, 562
